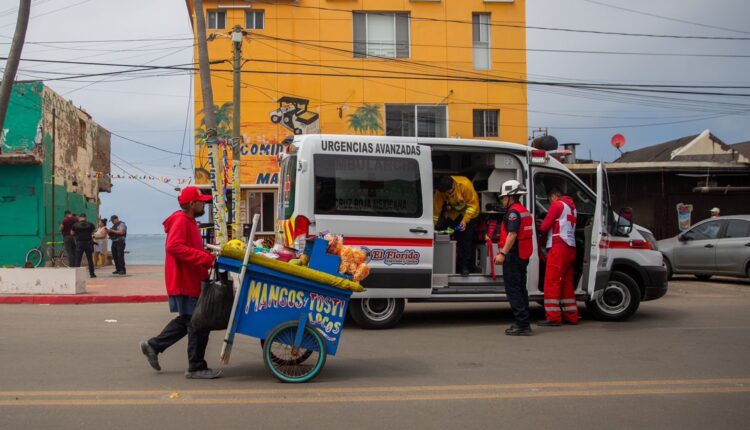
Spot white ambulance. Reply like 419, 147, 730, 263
276, 135, 668, 329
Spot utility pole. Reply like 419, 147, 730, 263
0, 0, 31, 152
194, 0, 227, 244
231, 25, 245, 240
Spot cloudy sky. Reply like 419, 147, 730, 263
1, 0, 748, 234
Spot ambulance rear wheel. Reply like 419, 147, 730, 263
348, 298, 405, 330
585, 271, 640, 321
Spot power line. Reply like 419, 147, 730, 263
253, 0, 750, 41
581, 0, 750, 35
0, 0, 92, 29
12, 56, 750, 97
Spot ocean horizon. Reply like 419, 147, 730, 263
122, 234, 166, 265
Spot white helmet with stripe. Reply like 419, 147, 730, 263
499, 179, 527, 196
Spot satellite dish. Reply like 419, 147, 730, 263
611, 134, 626, 149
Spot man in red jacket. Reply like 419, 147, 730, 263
140, 186, 219, 379
537, 187, 579, 326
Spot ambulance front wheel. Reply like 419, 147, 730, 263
348, 298, 405, 329
585, 271, 640, 321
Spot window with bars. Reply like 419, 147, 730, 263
207, 10, 226, 30
386, 105, 447, 138
245, 10, 264, 30
472, 13, 491, 70
353, 12, 410, 58
473, 109, 499, 137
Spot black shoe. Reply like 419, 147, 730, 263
90, 274, 96, 278
140, 341, 161, 371
112, 271, 120, 275
505, 324, 533, 336
537, 320, 562, 327
185, 368, 222, 379
460, 267, 470, 277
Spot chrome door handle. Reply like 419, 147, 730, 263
410, 227, 428, 234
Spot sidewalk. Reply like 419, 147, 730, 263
0, 265, 167, 305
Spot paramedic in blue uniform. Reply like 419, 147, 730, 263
494, 180, 534, 336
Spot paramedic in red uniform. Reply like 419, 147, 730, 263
494, 180, 534, 336
434, 176, 480, 276
537, 187, 579, 326
139, 186, 220, 379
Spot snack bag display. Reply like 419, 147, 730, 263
336, 244, 371, 282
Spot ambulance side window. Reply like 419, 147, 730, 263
534, 173, 595, 220
313, 154, 422, 218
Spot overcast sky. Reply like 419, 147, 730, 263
1, 0, 748, 234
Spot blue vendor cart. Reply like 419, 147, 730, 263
216, 238, 362, 383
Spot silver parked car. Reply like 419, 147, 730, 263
658, 215, 750, 281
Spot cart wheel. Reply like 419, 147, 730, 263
263, 322, 327, 383
260, 339, 314, 365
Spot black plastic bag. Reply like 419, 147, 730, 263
191, 268, 234, 331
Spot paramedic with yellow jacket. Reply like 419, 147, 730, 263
434, 176, 480, 276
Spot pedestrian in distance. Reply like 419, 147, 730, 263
71, 213, 96, 278
537, 187, 579, 327
59, 210, 78, 267
140, 186, 220, 379
93, 218, 108, 266
433, 175, 481, 276
494, 180, 534, 336
710, 207, 721, 218
109, 215, 127, 275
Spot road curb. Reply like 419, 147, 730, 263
0, 295, 168, 305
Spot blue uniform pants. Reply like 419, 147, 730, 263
503, 252, 530, 327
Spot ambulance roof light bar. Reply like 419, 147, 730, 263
530, 149, 548, 164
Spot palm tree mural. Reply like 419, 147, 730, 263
195, 102, 234, 140
347, 104, 383, 134
195, 102, 234, 183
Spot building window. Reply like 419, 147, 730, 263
207, 10, 226, 29
248, 190, 276, 234
472, 13, 491, 70
385, 104, 447, 138
473, 109, 499, 137
353, 12, 410, 58
245, 10, 264, 30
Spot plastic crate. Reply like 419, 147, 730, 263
304, 238, 350, 280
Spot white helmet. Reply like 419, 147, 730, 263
499, 179, 527, 197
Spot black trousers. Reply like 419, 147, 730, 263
503, 252, 530, 328
148, 314, 210, 372
436, 216, 476, 271
111, 241, 126, 273
74, 243, 95, 276
63, 236, 77, 267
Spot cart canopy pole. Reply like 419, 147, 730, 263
220, 213, 260, 364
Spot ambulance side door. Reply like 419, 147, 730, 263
585, 162, 612, 299
312, 144, 434, 298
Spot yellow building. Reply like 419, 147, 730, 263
186, 0, 527, 235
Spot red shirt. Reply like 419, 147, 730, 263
60, 216, 78, 236
163, 211, 215, 298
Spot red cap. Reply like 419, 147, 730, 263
178, 186, 212, 205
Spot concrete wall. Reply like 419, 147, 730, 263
0, 267, 86, 295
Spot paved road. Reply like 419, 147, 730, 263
1, 276, 749, 429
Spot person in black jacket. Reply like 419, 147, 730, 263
72, 213, 96, 278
